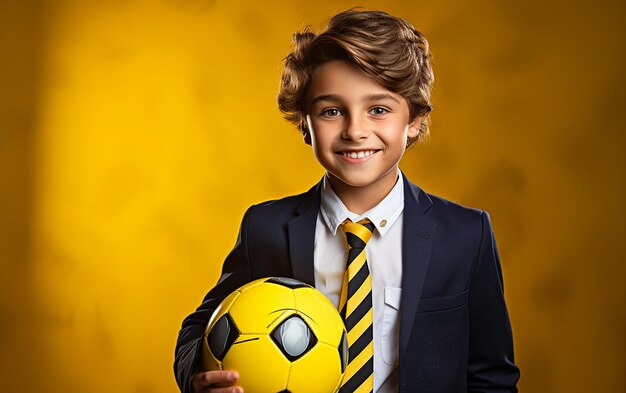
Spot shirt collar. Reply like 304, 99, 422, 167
319, 169, 405, 237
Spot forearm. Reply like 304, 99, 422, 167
175, 310, 211, 393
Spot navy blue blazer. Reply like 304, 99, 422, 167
175, 174, 520, 392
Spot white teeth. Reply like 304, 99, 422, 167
342, 150, 376, 159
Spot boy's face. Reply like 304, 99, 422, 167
304, 60, 420, 198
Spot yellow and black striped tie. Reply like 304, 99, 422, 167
338, 219, 375, 393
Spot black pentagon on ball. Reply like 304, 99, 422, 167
270, 314, 317, 361
338, 330, 348, 373
208, 313, 239, 361
266, 277, 311, 289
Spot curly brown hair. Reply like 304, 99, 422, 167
277, 9, 434, 146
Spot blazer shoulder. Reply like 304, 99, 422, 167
428, 192, 483, 216
408, 179, 486, 230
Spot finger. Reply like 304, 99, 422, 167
193, 370, 239, 388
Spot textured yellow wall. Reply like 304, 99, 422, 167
1, 0, 625, 392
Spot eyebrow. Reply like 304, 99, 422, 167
309, 93, 401, 106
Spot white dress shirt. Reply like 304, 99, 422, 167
314, 170, 404, 393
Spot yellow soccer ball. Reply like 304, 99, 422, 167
202, 277, 348, 393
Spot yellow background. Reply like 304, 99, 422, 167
1, 0, 624, 392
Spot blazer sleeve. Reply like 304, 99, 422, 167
467, 211, 521, 392
174, 207, 254, 393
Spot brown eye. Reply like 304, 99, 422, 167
321, 108, 342, 117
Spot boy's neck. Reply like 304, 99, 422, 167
327, 170, 400, 215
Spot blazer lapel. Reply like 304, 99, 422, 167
287, 180, 322, 286
400, 174, 438, 358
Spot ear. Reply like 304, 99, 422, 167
302, 117, 313, 145
303, 130, 312, 145
407, 116, 422, 140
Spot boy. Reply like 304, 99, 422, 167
175, 9, 520, 393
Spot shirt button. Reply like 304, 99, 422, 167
380, 219, 388, 227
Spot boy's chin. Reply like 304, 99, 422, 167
326, 170, 398, 190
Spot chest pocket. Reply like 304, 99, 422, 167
381, 287, 401, 366
417, 290, 469, 313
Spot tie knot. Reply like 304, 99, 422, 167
342, 219, 375, 249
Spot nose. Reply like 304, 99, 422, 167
342, 114, 369, 141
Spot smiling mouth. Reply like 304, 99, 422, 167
338, 150, 379, 159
